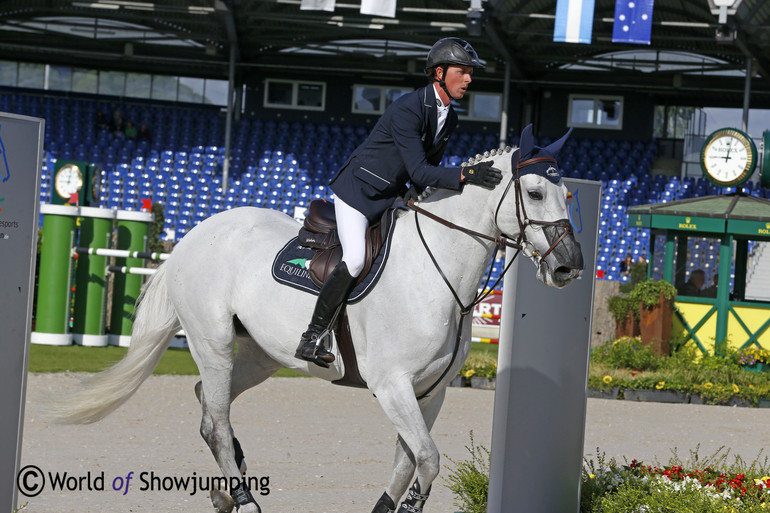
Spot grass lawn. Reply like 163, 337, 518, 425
28, 341, 499, 377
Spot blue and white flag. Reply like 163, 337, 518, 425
612, 0, 654, 44
553, 0, 595, 44
361, 0, 396, 17
300, 0, 335, 12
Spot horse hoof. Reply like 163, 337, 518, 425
210, 488, 235, 513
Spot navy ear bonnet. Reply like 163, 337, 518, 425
513, 124, 573, 185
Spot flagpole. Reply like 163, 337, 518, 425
500, 60, 511, 149
742, 56, 752, 133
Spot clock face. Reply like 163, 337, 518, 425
54, 163, 84, 199
700, 128, 756, 187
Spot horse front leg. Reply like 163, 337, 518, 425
373, 388, 447, 512
372, 380, 447, 513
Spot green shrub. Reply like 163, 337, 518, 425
591, 336, 662, 371
443, 431, 490, 513
629, 279, 677, 309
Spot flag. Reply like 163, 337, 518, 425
361, 0, 396, 17
612, 0, 654, 44
300, 0, 335, 12
553, 0, 595, 44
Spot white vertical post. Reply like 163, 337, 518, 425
487, 178, 601, 513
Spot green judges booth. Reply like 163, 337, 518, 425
628, 193, 770, 355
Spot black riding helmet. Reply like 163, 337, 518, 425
425, 38, 484, 101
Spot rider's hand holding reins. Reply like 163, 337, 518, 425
462, 160, 503, 189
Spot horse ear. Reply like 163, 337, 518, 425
543, 128, 573, 156
519, 123, 535, 158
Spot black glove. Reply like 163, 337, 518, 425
463, 160, 503, 189
403, 185, 423, 204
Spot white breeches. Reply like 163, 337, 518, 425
334, 196, 369, 278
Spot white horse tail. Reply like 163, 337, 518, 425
48, 263, 181, 424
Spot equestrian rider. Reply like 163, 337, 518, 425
295, 37, 504, 368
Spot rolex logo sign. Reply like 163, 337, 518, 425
679, 216, 696, 230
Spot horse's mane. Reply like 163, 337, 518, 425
417, 145, 517, 203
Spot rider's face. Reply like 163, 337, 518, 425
439, 65, 473, 100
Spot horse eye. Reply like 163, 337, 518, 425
528, 191, 543, 201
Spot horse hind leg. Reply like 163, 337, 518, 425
195, 333, 281, 477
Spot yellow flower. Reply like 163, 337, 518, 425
733, 384, 740, 394
603, 375, 613, 384
589, 474, 595, 479
656, 381, 665, 390
704, 382, 713, 389
464, 369, 475, 378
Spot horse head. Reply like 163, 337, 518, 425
490, 124, 584, 288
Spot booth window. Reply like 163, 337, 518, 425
568, 95, 623, 130
352, 85, 411, 114
451, 92, 502, 121
265, 79, 325, 110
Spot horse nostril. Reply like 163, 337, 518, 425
555, 266, 572, 275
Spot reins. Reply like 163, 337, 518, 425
409, 150, 574, 400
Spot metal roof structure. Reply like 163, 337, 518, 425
1, 0, 770, 106
628, 193, 770, 239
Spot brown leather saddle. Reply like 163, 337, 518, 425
296, 199, 392, 388
298, 199, 387, 288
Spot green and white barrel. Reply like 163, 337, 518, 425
31, 203, 80, 345
72, 206, 116, 347
109, 209, 154, 347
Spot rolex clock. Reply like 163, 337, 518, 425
700, 127, 757, 188
52, 161, 85, 205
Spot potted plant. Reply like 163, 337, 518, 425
607, 294, 639, 339
460, 354, 497, 390
630, 280, 676, 356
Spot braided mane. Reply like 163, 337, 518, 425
418, 145, 517, 202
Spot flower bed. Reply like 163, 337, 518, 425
582, 449, 770, 512
445, 435, 770, 513
588, 337, 770, 407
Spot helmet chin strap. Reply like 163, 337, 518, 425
432, 65, 457, 103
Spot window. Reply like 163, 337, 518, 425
452, 92, 502, 121
48, 66, 72, 92
351, 85, 411, 114
264, 79, 325, 110
72, 68, 97, 94
568, 95, 623, 130
99, 71, 125, 96
0, 61, 17, 87
203, 79, 228, 106
125, 73, 152, 99
179, 77, 205, 103
17, 62, 45, 89
151, 75, 178, 102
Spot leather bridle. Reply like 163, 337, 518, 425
408, 149, 574, 284
408, 148, 575, 400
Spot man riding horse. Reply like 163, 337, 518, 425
295, 37, 504, 368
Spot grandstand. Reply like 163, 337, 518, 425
2, 0, 770, 293
3, 86, 769, 292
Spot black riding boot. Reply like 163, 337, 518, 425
295, 261, 357, 368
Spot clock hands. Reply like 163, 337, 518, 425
723, 139, 732, 162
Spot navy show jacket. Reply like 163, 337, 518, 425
329, 84, 463, 223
